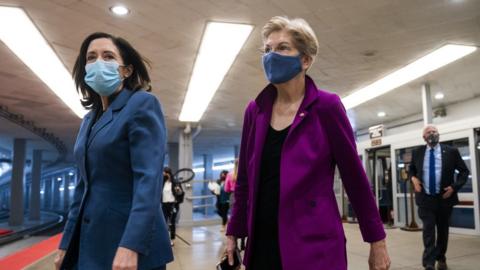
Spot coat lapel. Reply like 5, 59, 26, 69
76, 111, 94, 182
86, 89, 135, 148
418, 145, 426, 182
251, 88, 274, 204
440, 144, 447, 186
87, 108, 113, 148
285, 76, 318, 138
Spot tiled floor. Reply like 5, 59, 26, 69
25, 223, 480, 270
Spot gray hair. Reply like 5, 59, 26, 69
262, 16, 319, 63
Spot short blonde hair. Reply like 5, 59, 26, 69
262, 16, 319, 61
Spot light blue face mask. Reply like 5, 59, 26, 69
84, 60, 123, 96
262, 52, 303, 84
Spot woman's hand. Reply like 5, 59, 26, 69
368, 239, 391, 270
54, 249, 66, 270
112, 247, 138, 270
225, 235, 237, 266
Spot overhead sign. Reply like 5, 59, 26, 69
371, 138, 382, 147
369, 124, 384, 139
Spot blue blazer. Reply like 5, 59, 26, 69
59, 89, 173, 269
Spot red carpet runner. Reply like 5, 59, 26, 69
0, 233, 62, 270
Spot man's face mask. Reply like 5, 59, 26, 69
426, 133, 439, 146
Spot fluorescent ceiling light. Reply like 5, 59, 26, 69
435, 92, 445, 100
377, 111, 386, 117
0, 7, 86, 118
110, 5, 129, 16
342, 44, 477, 110
212, 163, 234, 171
179, 22, 253, 122
192, 167, 205, 173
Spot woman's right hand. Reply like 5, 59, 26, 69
225, 235, 237, 266
54, 249, 66, 270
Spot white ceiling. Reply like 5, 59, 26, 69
0, 0, 479, 162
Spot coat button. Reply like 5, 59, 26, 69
83, 217, 90, 224
310, 201, 316, 207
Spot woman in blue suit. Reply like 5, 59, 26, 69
54, 32, 173, 270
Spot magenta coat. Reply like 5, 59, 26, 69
226, 76, 386, 270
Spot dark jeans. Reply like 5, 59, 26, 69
162, 202, 177, 240
418, 197, 453, 267
217, 203, 230, 226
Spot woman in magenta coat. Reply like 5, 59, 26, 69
225, 16, 391, 270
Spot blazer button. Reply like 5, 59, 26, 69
310, 201, 316, 207
83, 217, 90, 224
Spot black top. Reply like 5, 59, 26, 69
251, 125, 290, 270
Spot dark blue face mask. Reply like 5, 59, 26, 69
262, 52, 303, 84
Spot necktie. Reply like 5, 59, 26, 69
429, 148, 436, 195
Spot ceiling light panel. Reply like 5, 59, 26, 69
342, 44, 477, 110
0, 6, 87, 118
179, 22, 253, 122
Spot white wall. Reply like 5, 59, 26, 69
356, 95, 480, 144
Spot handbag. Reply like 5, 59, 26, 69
216, 248, 242, 270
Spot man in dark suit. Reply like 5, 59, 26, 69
409, 125, 469, 270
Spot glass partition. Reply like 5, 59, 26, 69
394, 137, 474, 230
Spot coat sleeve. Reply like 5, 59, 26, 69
322, 95, 386, 243
59, 172, 85, 250
452, 147, 469, 192
226, 102, 254, 238
119, 94, 167, 255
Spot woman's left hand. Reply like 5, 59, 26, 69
368, 239, 391, 270
112, 247, 138, 270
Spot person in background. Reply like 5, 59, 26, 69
224, 159, 239, 204
162, 167, 184, 247
54, 32, 173, 270
216, 170, 231, 231
225, 16, 390, 270
225, 159, 245, 249
409, 125, 469, 270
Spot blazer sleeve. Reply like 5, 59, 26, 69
452, 147, 469, 192
119, 94, 167, 255
59, 173, 85, 250
226, 102, 254, 238
322, 95, 386, 243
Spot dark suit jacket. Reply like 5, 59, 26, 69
59, 89, 173, 269
409, 144, 469, 207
